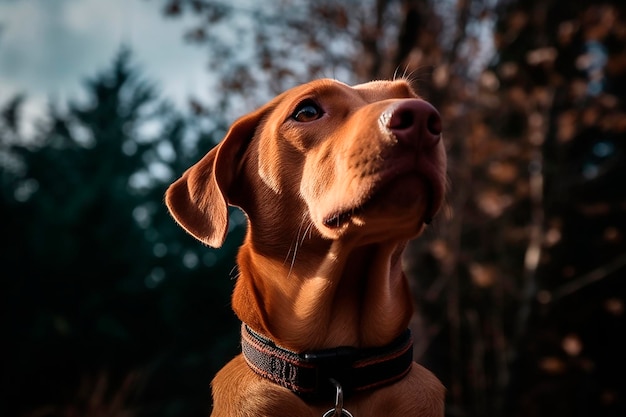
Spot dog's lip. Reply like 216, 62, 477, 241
323, 158, 444, 229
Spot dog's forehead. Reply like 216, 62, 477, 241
267, 79, 417, 114
352, 79, 418, 101
298, 78, 417, 101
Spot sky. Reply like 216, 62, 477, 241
0, 0, 211, 137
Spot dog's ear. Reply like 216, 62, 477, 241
165, 109, 264, 248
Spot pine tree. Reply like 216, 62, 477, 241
0, 48, 242, 417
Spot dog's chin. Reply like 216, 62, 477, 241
320, 174, 439, 239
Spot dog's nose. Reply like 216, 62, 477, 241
386, 99, 442, 148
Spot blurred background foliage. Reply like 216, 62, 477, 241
1, 0, 625, 416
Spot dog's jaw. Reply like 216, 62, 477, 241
304, 138, 447, 241
315, 167, 445, 239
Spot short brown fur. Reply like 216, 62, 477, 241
166, 79, 447, 416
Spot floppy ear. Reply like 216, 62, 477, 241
165, 109, 265, 248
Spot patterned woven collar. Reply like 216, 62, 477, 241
240, 323, 414, 400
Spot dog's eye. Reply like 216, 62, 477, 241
292, 100, 323, 122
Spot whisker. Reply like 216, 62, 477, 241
285, 213, 307, 265
287, 213, 310, 278
229, 265, 240, 281
393, 66, 400, 81
402, 64, 410, 80
301, 221, 314, 244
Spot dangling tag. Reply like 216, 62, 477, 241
321, 379, 354, 417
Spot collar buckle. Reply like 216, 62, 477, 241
304, 347, 359, 396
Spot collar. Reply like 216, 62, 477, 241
240, 324, 414, 400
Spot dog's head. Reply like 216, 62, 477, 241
166, 79, 447, 249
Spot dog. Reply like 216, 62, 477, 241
166, 78, 447, 417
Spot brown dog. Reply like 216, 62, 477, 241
166, 79, 446, 417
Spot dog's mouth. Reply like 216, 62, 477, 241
323, 207, 363, 229
322, 170, 442, 231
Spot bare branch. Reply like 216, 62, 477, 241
546, 253, 626, 303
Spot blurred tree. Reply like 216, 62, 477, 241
481, 2, 626, 416
0, 48, 243, 417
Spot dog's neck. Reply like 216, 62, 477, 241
231, 234, 414, 352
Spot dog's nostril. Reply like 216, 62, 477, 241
427, 113, 442, 136
389, 110, 415, 131
387, 99, 442, 147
